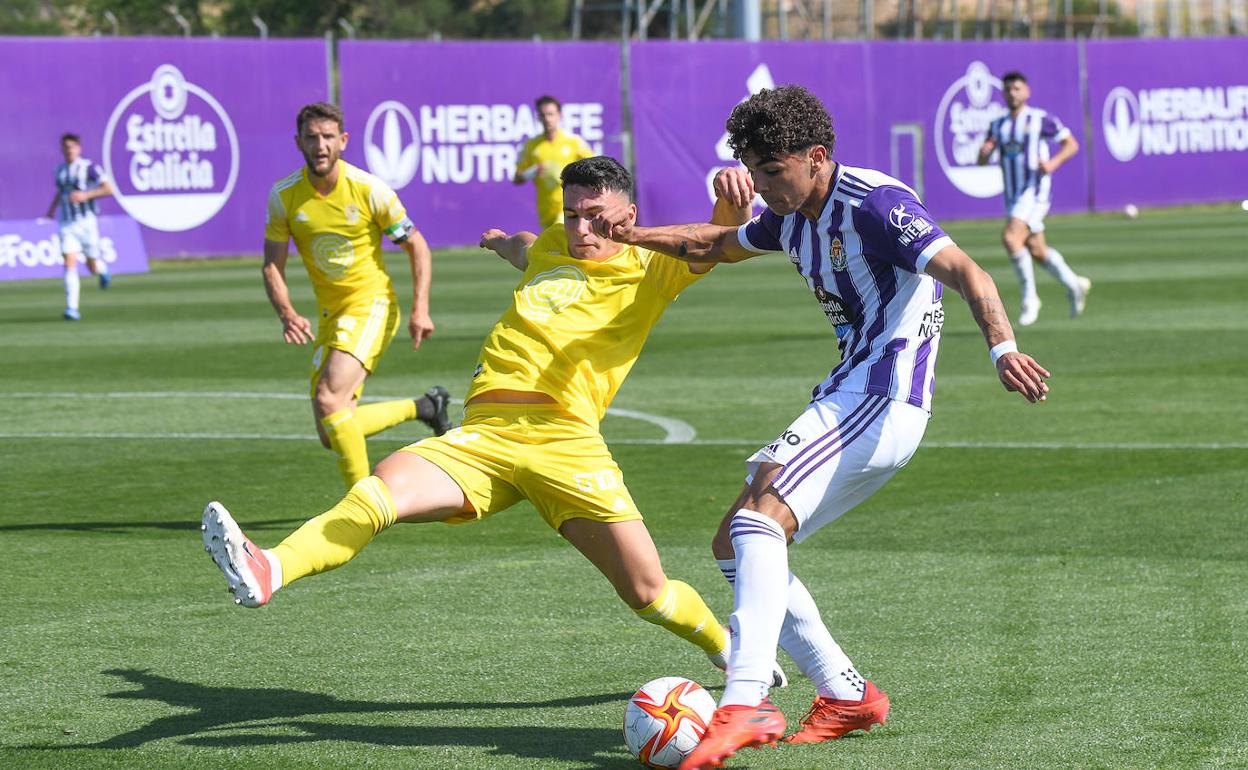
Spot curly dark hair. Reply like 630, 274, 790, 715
561, 156, 634, 202
726, 85, 836, 161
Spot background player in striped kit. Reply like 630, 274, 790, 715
978, 71, 1090, 326
46, 133, 113, 320
263, 102, 452, 489
592, 85, 1050, 770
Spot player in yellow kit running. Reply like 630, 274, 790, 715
513, 95, 594, 228
204, 157, 787, 683
263, 102, 452, 490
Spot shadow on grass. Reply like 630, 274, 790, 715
42, 668, 637, 768
0, 517, 306, 534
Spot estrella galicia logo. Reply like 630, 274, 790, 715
102, 64, 239, 231
1102, 86, 1142, 162
934, 61, 1008, 199
364, 100, 420, 190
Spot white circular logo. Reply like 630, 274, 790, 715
364, 100, 420, 190
1102, 86, 1142, 162
518, 265, 587, 322
102, 64, 239, 231
311, 234, 355, 278
934, 61, 1008, 199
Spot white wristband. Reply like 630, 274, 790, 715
990, 340, 1018, 365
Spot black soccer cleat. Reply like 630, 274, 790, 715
418, 385, 454, 436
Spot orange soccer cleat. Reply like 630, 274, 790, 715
784, 680, 890, 744
677, 700, 786, 770
202, 501, 276, 608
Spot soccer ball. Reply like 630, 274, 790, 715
623, 677, 716, 768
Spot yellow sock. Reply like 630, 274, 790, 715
321, 408, 369, 488
270, 476, 397, 586
355, 399, 417, 437
634, 580, 728, 657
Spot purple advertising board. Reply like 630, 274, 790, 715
0, 215, 148, 281
630, 41, 871, 226
338, 40, 623, 247
0, 37, 327, 257
631, 40, 1086, 225
1085, 38, 1248, 210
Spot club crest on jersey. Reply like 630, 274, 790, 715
829, 237, 847, 271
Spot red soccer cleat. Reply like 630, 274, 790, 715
677, 700, 786, 770
785, 680, 889, 743
201, 501, 275, 608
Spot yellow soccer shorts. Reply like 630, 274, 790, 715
308, 293, 401, 398
400, 402, 643, 530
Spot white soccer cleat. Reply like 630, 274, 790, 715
708, 627, 789, 689
1018, 296, 1041, 327
201, 501, 276, 608
1069, 276, 1092, 318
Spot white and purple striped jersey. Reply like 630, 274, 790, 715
737, 165, 952, 413
986, 106, 1070, 207
54, 157, 108, 223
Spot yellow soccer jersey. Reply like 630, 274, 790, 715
466, 225, 710, 429
515, 130, 595, 227
264, 160, 411, 311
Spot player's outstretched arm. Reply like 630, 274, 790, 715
479, 229, 536, 270
1040, 135, 1080, 175
45, 191, 59, 220
590, 204, 755, 265
402, 229, 434, 349
261, 239, 313, 345
924, 244, 1051, 403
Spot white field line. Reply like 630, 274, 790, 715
4, 392, 1243, 450
7, 390, 697, 445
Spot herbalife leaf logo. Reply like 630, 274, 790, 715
364, 100, 420, 189
705, 63, 775, 204
1102, 87, 1141, 162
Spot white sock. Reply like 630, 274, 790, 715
1010, 248, 1037, 301
262, 549, 283, 593
717, 558, 865, 701
94, 259, 110, 276
721, 510, 789, 707
1040, 247, 1079, 290
64, 268, 80, 310
782, 573, 865, 701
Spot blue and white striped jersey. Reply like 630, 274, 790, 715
54, 157, 108, 223
738, 165, 952, 413
987, 106, 1070, 206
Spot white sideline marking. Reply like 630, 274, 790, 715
7, 390, 699, 445
4, 392, 1243, 450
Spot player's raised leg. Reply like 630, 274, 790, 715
1027, 231, 1090, 318
559, 517, 730, 666
355, 385, 454, 439
202, 451, 468, 607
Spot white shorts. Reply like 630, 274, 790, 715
59, 217, 101, 259
1006, 188, 1050, 233
746, 391, 928, 544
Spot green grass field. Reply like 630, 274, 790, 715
2, 206, 1245, 769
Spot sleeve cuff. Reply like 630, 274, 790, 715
736, 222, 771, 253
916, 236, 954, 273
